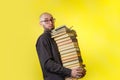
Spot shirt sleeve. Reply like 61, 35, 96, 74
36, 37, 71, 77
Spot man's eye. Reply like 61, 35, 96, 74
44, 20, 49, 22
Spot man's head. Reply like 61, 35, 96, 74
39, 12, 55, 31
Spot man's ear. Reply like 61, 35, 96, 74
39, 21, 42, 26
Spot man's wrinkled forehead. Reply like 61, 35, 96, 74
40, 14, 53, 21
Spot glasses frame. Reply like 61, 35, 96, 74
40, 18, 56, 23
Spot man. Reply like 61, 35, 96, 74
36, 12, 86, 80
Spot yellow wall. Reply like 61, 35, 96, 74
0, 0, 120, 80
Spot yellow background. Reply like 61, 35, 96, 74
0, 0, 120, 80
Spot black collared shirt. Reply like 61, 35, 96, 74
36, 30, 71, 80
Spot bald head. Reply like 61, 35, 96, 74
39, 12, 55, 31
39, 12, 53, 21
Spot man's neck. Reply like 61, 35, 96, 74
44, 29, 52, 33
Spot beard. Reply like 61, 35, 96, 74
51, 27, 55, 30
44, 26, 55, 31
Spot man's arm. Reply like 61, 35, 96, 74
36, 37, 71, 77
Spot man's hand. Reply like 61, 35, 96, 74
71, 66, 86, 78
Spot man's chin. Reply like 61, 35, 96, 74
44, 27, 54, 31
49, 26, 54, 30
51, 27, 54, 30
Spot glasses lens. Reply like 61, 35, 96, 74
41, 18, 55, 23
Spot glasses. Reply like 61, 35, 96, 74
40, 18, 55, 23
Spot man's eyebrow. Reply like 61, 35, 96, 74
43, 17, 53, 20
43, 18, 49, 19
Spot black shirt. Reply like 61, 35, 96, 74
36, 30, 71, 80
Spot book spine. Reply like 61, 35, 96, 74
58, 42, 78, 50
52, 31, 67, 38
60, 48, 80, 55
62, 56, 79, 63
54, 33, 75, 41
55, 36, 75, 43
51, 28, 69, 35
63, 59, 79, 66
61, 54, 81, 61
65, 63, 80, 69
52, 25, 67, 32
57, 39, 77, 46
59, 46, 78, 52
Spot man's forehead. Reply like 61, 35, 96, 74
40, 14, 53, 19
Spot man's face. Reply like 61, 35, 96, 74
40, 14, 55, 31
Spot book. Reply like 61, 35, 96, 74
54, 33, 76, 41
61, 51, 80, 58
62, 56, 79, 63
59, 45, 79, 52
63, 59, 79, 66
65, 77, 77, 80
52, 25, 68, 32
59, 47, 80, 55
61, 54, 81, 61
63, 56, 83, 68
51, 25, 70, 35
65, 62, 80, 69
57, 38, 77, 46
56, 36, 76, 44
52, 29, 77, 38
52, 30, 70, 38
58, 42, 78, 50
61, 55, 83, 66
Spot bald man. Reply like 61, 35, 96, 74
36, 12, 86, 80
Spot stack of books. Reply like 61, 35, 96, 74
51, 25, 84, 80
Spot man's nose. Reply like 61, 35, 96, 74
49, 20, 53, 24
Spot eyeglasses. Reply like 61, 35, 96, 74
40, 18, 55, 23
